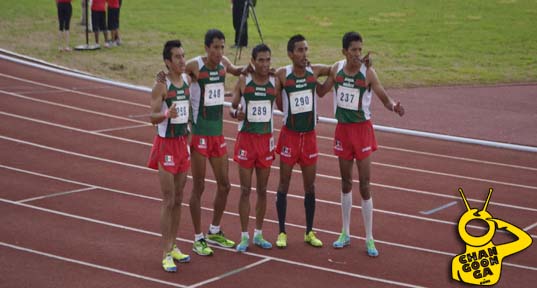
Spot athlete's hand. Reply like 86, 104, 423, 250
156, 70, 166, 84
361, 52, 373, 68
167, 102, 178, 118
236, 104, 245, 121
393, 102, 405, 116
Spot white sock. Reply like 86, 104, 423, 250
209, 224, 220, 234
241, 232, 249, 240
341, 192, 352, 235
361, 198, 374, 241
254, 229, 262, 238
195, 233, 205, 241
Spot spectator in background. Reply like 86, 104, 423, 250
56, 0, 73, 52
91, 0, 110, 48
107, 0, 122, 46
231, 0, 248, 48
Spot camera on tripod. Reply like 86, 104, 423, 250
234, 0, 263, 63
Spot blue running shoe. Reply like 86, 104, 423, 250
366, 239, 379, 257
332, 232, 350, 249
253, 234, 272, 249
236, 236, 249, 252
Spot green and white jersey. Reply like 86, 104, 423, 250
281, 65, 317, 132
333, 60, 372, 123
157, 74, 190, 138
190, 56, 226, 136
238, 74, 276, 134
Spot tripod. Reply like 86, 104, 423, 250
234, 0, 263, 64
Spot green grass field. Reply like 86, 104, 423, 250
1, 0, 536, 88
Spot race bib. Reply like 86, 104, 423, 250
203, 83, 225, 106
336, 86, 360, 111
170, 100, 189, 124
289, 90, 313, 114
247, 100, 271, 122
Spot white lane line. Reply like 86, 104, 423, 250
420, 201, 458, 215
2, 164, 536, 262
2, 72, 536, 172
524, 222, 537, 231
187, 258, 272, 288
0, 242, 187, 288
92, 124, 149, 133
0, 199, 425, 287
3, 109, 537, 204
0, 73, 148, 108
18, 187, 96, 203
3, 131, 537, 227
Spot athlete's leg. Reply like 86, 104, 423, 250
169, 171, 187, 249
356, 155, 378, 256
208, 154, 231, 227
189, 150, 206, 235
356, 156, 373, 239
339, 157, 354, 235
301, 163, 317, 234
238, 166, 254, 232
158, 164, 178, 257
276, 161, 293, 234
255, 167, 271, 230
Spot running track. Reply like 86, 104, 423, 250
1, 54, 536, 288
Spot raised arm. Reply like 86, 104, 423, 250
491, 218, 533, 256
311, 63, 332, 78
222, 56, 247, 76
185, 58, 200, 81
367, 67, 405, 116
316, 63, 337, 98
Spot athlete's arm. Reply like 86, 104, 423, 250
230, 75, 246, 120
311, 64, 332, 78
185, 58, 200, 81
316, 63, 337, 97
275, 67, 286, 111
150, 81, 176, 124
367, 67, 405, 116
222, 56, 246, 76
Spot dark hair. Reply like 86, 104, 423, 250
287, 34, 306, 53
205, 29, 225, 47
342, 31, 363, 50
163, 40, 182, 61
251, 43, 271, 59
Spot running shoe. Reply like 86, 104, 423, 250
162, 253, 177, 272
253, 234, 272, 249
276, 232, 287, 249
236, 236, 249, 252
366, 239, 379, 257
304, 231, 323, 247
207, 230, 235, 248
192, 238, 214, 256
171, 244, 190, 263
332, 232, 350, 249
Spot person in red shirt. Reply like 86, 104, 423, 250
55, 0, 72, 52
107, 0, 121, 46
91, 0, 110, 48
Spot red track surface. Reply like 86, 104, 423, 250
1, 57, 536, 287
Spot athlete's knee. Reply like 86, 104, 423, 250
277, 181, 290, 194
304, 183, 315, 195
192, 178, 205, 193
239, 186, 251, 199
359, 179, 371, 197
341, 177, 353, 193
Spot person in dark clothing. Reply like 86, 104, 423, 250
231, 0, 249, 48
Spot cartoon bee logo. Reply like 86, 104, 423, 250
452, 188, 532, 286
